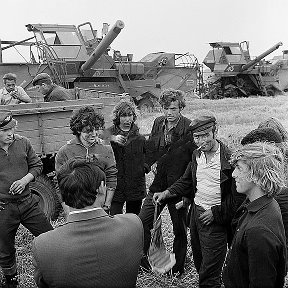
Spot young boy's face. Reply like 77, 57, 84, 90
0, 127, 15, 146
163, 100, 181, 124
119, 111, 134, 131
232, 160, 255, 195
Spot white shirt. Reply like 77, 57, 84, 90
0, 86, 32, 105
194, 146, 221, 210
68, 207, 103, 215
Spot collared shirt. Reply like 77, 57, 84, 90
0, 86, 32, 105
194, 146, 221, 210
162, 116, 181, 146
223, 195, 287, 288
69, 207, 103, 215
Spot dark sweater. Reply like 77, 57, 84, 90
0, 134, 43, 200
44, 84, 71, 102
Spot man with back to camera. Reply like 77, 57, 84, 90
0, 73, 32, 105
32, 160, 143, 288
222, 142, 287, 287
138, 88, 197, 276
153, 114, 245, 287
0, 109, 53, 288
32, 73, 71, 102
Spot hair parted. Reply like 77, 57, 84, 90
258, 117, 288, 142
159, 88, 186, 109
70, 106, 105, 136
112, 100, 137, 126
57, 159, 106, 209
3, 73, 17, 83
230, 142, 286, 197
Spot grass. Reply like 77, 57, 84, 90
2, 95, 288, 287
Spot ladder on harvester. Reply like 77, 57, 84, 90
40, 43, 69, 89
254, 74, 268, 96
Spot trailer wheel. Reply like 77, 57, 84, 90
138, 98, 154, 113
30, 174, 61, 221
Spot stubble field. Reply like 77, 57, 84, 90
1, 95, 288, 288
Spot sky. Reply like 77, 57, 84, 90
1, 0, 288, 64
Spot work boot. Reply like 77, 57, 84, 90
4, 273, 18, 288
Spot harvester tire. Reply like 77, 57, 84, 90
30, 174, 61, 221
266, 89, 275, 97
138, 98, 154, 113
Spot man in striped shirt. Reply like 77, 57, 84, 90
153, 114, 244, 288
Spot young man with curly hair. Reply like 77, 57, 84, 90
223, 142, 287, 288
105, 100, 150, 215
55, 106, 117, 213
138, 88, 197, 276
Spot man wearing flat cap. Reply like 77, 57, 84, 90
154, 114, 244, 288
32, 73, 71, 102
0, 110, 52, 287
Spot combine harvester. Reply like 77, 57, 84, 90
202, 41, 283, 99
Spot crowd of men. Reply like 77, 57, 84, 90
0, 72, 287, 287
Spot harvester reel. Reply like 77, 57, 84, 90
266, 88, 275, 97
236, 78, 245, 88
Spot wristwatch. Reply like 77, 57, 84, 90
103, 204, 111, 213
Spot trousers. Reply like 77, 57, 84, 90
190, 203, 227, 288
0, 194, 53, 275
138, 191, 187, 274
110, 200, 143, 215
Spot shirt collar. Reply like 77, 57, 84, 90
162, 115, 182, 130
246, 195, 273, 213
69, 207, 102, 215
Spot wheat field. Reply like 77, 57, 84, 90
1, 95, 288, 288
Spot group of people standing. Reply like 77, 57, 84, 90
0, 72, 288, 288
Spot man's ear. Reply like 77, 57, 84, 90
213, 125, 219, 138
94, 181, 107, 207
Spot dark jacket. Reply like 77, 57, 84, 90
275, 187, 288, 250
223, 196, 287, 288
168, 141, 245, 226
44, 84, 71, 102
107, 124, 149, 202
148, 115, 196, 194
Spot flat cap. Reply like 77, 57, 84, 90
241, 127, 282, 145
32, 73, 51, 86
0, 110, 17, 130
189, 115, 216, 135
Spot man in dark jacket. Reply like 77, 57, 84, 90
138, 88, 196, 276
222, 142, 287, 288
154, 114, 244, 287
32, 73, 71, 102
106, 101, 150, 215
